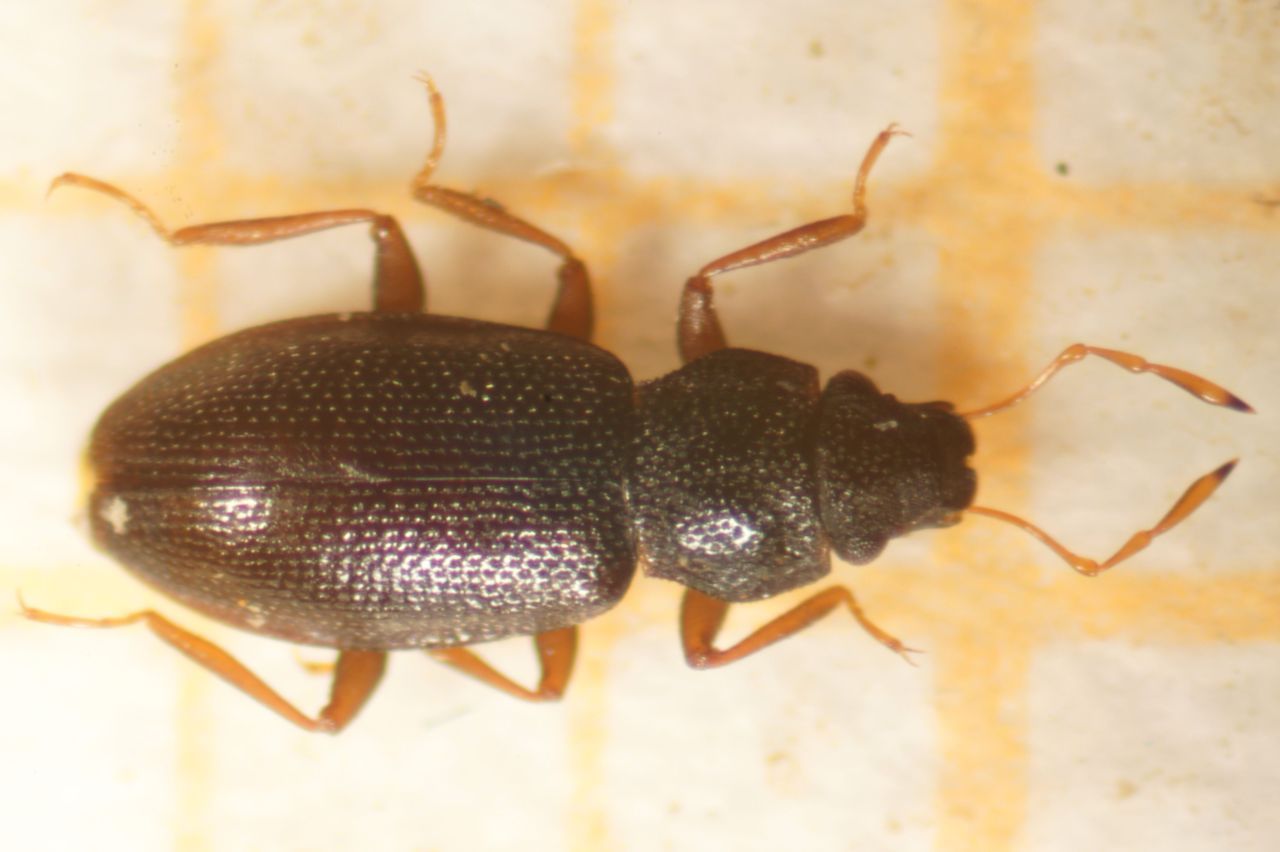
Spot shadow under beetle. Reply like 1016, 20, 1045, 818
24, 78, 1252, 732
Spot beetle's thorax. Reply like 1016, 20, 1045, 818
629, 348, 977, 602
630, 349, 826, 602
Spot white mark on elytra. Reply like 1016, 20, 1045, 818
873, 420, 898, 432
339, 461, 387, 482
238, 599, 267, 629
99, 496, 130, 535
459, 380, 478, 398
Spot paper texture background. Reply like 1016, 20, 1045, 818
1, 2, 1276, 850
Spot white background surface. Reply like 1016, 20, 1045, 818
1, 2, 1276, 851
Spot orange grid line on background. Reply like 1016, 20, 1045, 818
2, 1, 1274, 851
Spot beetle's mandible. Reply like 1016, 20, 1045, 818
23, 78, 1252, 732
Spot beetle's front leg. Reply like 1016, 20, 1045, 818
677, 125, 905, 364
680, 586, 917, 668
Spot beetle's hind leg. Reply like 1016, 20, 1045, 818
677, 125, 907, 364
428, 627, 577, 701
47, 174, 425, 314
18, 597, 386, 733
407, 75, 593, 341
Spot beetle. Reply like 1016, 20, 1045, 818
23, 77, 1251, 732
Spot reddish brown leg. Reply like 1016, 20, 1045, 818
958, 343, 1253, 418
427, 626, 577, 701
408, 75, 593, 341
680, 586, 917, 668
48, 174, 424, 314
18, 598, 386, 733
969, 460, 1237, 577
677, 125, 906, 363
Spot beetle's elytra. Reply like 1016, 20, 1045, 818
25, 78, 1251, 732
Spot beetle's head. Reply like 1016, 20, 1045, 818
813, 370, 977, 564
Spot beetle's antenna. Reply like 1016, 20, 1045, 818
967, 459, 1236, 576
958, 344, 1253, 419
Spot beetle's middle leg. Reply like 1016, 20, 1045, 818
677, 125, 906, 364
427, 626, 577, 701
407, 75, 593, 341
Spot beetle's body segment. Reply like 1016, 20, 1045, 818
88, 313, 637, 648
815, 371, 977, 565
634, 349, 830, 602
31, 82, 1245, 732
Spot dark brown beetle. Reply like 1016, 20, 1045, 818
24, 78, 1251, 732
